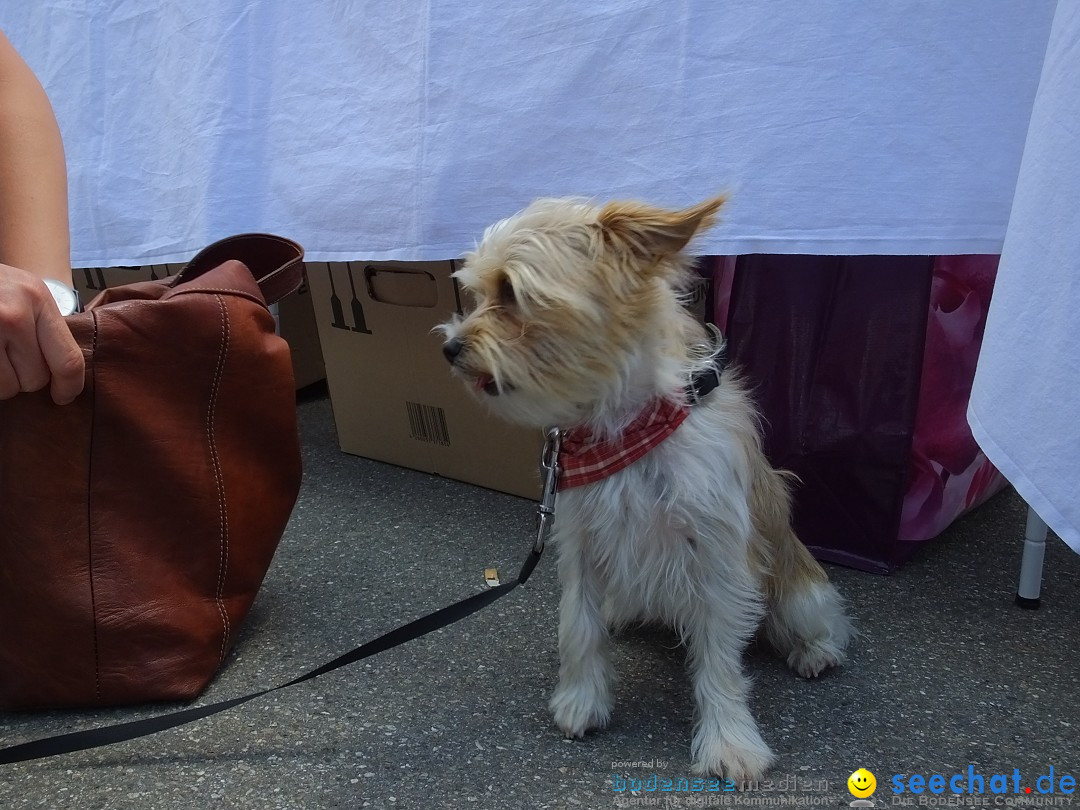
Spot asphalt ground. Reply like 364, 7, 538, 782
2, 388, 1077, 810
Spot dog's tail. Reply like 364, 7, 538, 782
750, 464, 855, 678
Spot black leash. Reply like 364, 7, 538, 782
1, 328, 729, 767
0, 546, 543, 766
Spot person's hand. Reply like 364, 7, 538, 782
0, 262, 84, 404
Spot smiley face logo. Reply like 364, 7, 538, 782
848, 768, 877, 798
842, 773, 876, 799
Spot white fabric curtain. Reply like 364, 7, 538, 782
968, 0, 1080, 554
0, 1, 1056, 266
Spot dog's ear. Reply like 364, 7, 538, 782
597, 194, 727, 258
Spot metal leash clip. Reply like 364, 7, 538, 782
534, 426, 563, 555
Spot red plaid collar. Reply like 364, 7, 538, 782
557, 398, 690, 490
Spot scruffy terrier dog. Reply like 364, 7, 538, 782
439, 195, 853, 780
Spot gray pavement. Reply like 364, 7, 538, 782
2, 388, 1078, 810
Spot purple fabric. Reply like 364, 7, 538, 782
723, 255, 934, 574
709, 254, 1006, 573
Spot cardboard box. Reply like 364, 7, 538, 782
73, 264, 182, 297
275, 278, 326, 390
72, 263, 326, 391
305, 260, 547, 500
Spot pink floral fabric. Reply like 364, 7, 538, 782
898, 255, 1007, 543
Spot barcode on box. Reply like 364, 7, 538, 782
406, 402, 450, 446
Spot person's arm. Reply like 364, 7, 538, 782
0, 28, 70, 281
0, 27, 83, 404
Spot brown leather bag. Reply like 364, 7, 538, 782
0, 234, 305, 709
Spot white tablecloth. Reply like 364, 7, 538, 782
0, 1, 1056, 266
968, 0, 1080, 555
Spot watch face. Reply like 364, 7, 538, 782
44, 278, 80, 316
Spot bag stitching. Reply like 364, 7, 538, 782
88, 311, 102, 702
208, 294, 232, 663
169, 287, 265, 300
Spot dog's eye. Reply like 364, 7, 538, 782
498, 276, 517, 307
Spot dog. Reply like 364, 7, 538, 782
438, 194, 853, 781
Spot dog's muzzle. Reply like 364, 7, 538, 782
442, 337, 464, 365
442, 337, 501, 395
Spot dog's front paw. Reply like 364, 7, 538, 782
690, 726, 775, 783
549, 681, 613, 738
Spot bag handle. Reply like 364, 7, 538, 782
172, 233, 306, 305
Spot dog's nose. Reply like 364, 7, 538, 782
442, 337, 464, 364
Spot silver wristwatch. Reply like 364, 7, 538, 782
44, 278, 81, 316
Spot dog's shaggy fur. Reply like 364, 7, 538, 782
439, 195, 853, 781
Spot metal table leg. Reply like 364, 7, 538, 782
1016, 506, 1048, 609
